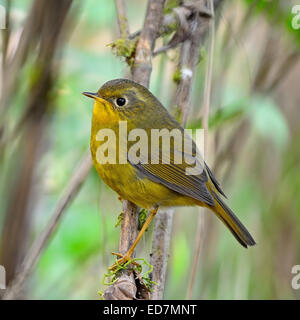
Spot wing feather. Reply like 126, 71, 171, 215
128, 130, 215, 206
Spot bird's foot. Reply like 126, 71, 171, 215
109, 252, 140, 271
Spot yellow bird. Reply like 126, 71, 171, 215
83, 79, 255, 268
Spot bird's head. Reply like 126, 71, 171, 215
84, 79, 155, 123
83, 78, 173, 132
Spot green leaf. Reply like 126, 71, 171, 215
249, 96, 289, 149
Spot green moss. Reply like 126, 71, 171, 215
118, 15, 129, 38
166, 20, 178, 33
102, 257, 157, 292
138, 208, 148, 230
108, 38, 137, 67
164, 0, 181, 14
115, 210, 124, 228
173, 105, 182, 122
173, 68, 181, 84
97, 290, 104, 300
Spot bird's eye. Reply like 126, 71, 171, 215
116, 97, 126, 107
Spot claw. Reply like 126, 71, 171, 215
109, 252, 141, 270
111, 252, 123, 258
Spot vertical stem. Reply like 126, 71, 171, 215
128, 0, 166, 262
150, 1, 209, 299
2, 0, 11, 68
126, 0, 167, 257
1, 0, 74, 300
186, 0, 215, 300
115, 0, 130, 38
105, 0, 166, 300
132, 0, 166, 87
202, 0, 215, 156
114, 0, 138, 264
118, 201, 138, 256
150, 209, 173, 300
115, 0, 165, 262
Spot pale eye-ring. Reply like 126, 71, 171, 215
116, 97, 126, 107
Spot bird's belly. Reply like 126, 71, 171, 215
94, 161, 195, 208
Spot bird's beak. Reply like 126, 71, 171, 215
82, 91, 106, 103
82, 91, 98, 99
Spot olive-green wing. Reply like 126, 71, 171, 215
128, 132, 216, 206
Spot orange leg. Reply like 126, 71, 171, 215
109, 206, 159, 270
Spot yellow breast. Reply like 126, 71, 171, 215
90, 100, 198, 209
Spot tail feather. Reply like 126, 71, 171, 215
209, 189, 256, 248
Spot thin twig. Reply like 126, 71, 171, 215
2, 153, 92, 300
129, 4, 213, 41
132, 0, 166, 87
201, 0, 215, 155
0, 1, 44, 122
115, 0, 130, 38
153, 40, 183, 56
2, 0, 11, 68
186, 0, 215, 300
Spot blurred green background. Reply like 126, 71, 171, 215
0, 0, 300, 299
